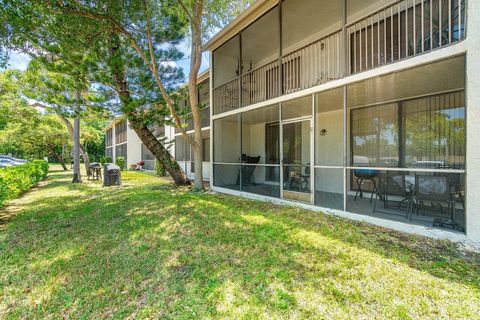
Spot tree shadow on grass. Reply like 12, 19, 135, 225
1, 179, 480, 318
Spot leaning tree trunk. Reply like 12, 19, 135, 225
72, 107, 82, 183
130, 120, 190, 185
107, 37, 189, 186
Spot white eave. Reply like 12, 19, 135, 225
203, 0, 276, 52
103, 116, 126, 132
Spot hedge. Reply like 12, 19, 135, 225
0, 160, 49, 207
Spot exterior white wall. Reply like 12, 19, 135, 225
465, 1, 480, 245
126, 120, 142, 167
210, 40, 477, 247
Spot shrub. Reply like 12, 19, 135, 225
0, 160, 49, 207
115, 157, 126, 171
100, 156, 113, 165
155, 160, 167, 177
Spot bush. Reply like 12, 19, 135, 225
115, 157, 126, 171
100, 156, 113, 165
0, 160, 49, 207
155, 160, 167, 177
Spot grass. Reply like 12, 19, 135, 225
0, 166, 479, 319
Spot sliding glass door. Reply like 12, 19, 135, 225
281, 119, 313, 203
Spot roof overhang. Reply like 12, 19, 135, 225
203, 0, 277, 52
103, 116, 126, 132
197, 69, 209, 83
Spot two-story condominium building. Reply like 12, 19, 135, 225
173, 71, 212, 180
104, 118, 160, 170
205, 0, 480, 245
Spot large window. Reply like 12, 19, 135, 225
141, 144, 156, 171
212, 0, 467, 116
212, 55, 466, 233
346, 56, 466, 232
242, 7, 280, 73
348, 56, 465, 168
213, 36, 240, 115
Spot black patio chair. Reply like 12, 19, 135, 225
236, 154, 260, 186
374, 172, 413, 216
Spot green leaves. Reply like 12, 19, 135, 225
0, 160, 48, 207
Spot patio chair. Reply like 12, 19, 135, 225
374, 172, 414, 217
300, 165, 310, 192
236, 154, 261, 186
353, 169, 379, 203
413, 175, 463, 231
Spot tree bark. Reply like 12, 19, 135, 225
56, 112, 90, 174
130, 120, 190, 185
72, 98, 82, 183
187, 0, 205, 191
51, 147, 68, 170
108, 38, 190, 186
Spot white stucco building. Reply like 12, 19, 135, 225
205, 0, 479, 247
104, 71, 211, 180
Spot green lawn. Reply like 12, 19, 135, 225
1, 166, 479, 319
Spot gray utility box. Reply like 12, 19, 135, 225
103, 163, 122, 187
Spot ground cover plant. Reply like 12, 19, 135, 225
0, 166, 479, 319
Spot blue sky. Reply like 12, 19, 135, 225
4, 44, 210, 81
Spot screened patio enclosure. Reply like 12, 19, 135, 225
212, 55, 466, 233
212, 0, 466, 115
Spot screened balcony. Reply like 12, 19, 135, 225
212, 54, 466, 233
115, 120, 127, 144
212, 0, 466, 115
175, 78, 211, 134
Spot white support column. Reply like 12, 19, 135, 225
209, 51, 214, 186
465, 1, 480, 245
112, 125, 116, 162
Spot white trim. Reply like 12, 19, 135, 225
350, 88, 465, 110
314, 165, 345, 169
345, 166, 465, 174
113, 141, 128, 148
174, 126, 211, 137
212, 43, 467, 120
211, 185, 475, 247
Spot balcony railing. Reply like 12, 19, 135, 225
213, 0, 466, 115
282, 30, 343, 94
213, 78, 239, 114
347, 0, 466, 74
175, 106, 211, 134
241, 60, 280, 107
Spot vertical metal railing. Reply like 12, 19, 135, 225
211, 0, 466, 115
201, 106, 211, 128
175, 106, 211, 134
241, 60, 280, 107
213, 78, 240, 114
281, 30, 343, 94
347, 0, 466, 75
